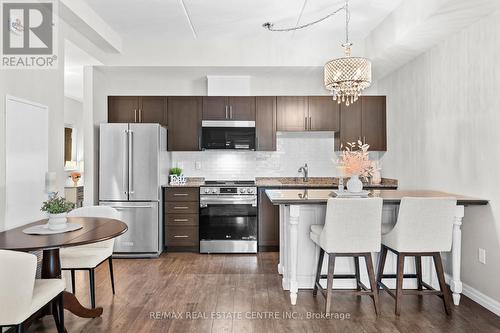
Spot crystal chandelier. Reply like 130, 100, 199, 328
324, 1, 371, 106
263, 0, 371, 106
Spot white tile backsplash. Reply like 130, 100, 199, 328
171, 132, 341, 180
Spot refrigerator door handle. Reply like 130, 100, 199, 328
123, 130, 129, 195
128, 130, 134, 194
110, 205, 154, 209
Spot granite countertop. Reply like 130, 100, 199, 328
265, 189, 488, 206
162, 177, 398, 189
255, 177, 398, 189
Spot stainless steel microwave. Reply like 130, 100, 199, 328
201, 120, 256, 150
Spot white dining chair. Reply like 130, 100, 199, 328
310, 197, 383, 314
0, 250, 65, 333
60, 206, 119, 308
376, 197, 456, 316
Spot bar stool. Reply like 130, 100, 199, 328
310, 197, 383, 314
376, 197, 456, 316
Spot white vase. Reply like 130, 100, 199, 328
48, 213, 68, 230
371, 170, 382, 185
347, 175, 363, 193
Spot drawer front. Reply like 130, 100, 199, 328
166, 201, 199, 214
166, 214, 198, 226
166, 226, 198, 247
165, 188, 199, 202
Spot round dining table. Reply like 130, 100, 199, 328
0, 217, 127, 319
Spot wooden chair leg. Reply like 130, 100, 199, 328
354, 256, 361, 292
433, 253, 452, 315
376, 246, 388, 292
415, 256, 423, 291
325, 253, 335, 313
365, 253, 380, 315
313, 248, 325, 296
70, 270, 76, 294
57, 293, 65, 333
89, 269, 96, 309
109, 257, 116, 295
395, 253, 405, 316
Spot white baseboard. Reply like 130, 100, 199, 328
445, 273, 500, 316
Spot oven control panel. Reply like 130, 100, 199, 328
200, 187, 256, 195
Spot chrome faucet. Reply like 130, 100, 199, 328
298, 163, 309, 182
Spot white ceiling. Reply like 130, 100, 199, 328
80, 0, 402, 66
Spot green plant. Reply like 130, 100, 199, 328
169, 167, 182, 176
41, 193, 74, 214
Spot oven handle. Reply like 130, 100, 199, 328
200, 196, 257, 207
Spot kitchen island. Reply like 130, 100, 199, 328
265, 188, 488, 307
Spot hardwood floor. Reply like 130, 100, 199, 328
30, 252, 500, 333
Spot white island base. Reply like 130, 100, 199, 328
277, 204, 465, 307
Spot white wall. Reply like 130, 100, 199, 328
0, 44, 65, 232
378, 11, 500, 305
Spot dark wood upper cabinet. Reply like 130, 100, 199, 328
140, 96, 167, 126
256, 97, 276, 151
308, 96, 340, 131
202, 97, 227, 120
228, 97, 255, 120
108, 96, 138, 123
203, 96, 255, 121
167, 97, 202, 151
108, 96, 166, 125
339, 96, 387, 151
339, 99, 362, 147
276, 96, 308, 131
361, 96, 387, 151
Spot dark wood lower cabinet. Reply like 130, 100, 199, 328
258, 188, 280, 252
164, 187, 199, 252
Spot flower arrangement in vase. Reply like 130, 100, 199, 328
41, 193, 75, 230
337, 141, 380, 192
70, 171, 81, 187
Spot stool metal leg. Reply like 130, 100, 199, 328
313, 248, 324, 297
433, 253, 452, 315
325, 253, 336, 313
354, 256, 361, 292
395, 253, 405, 316
415, 256, 423, 291
376, 246, 388, 292
365, 253, 380, 315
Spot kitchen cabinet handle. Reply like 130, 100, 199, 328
229, 106, 233, 119
309, 116, 312, 131
174, 235, 189, 238
173, 193, 189, 196
304, 117, 307, 130
139, 109, 142, 122
173, 219, 189, 222
225, 105, 228, 119
363, 136, 366, 144
134, 109, 137, 123
173, 206, 189, 209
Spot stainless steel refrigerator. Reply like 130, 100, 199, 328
99, 123, 168, 257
